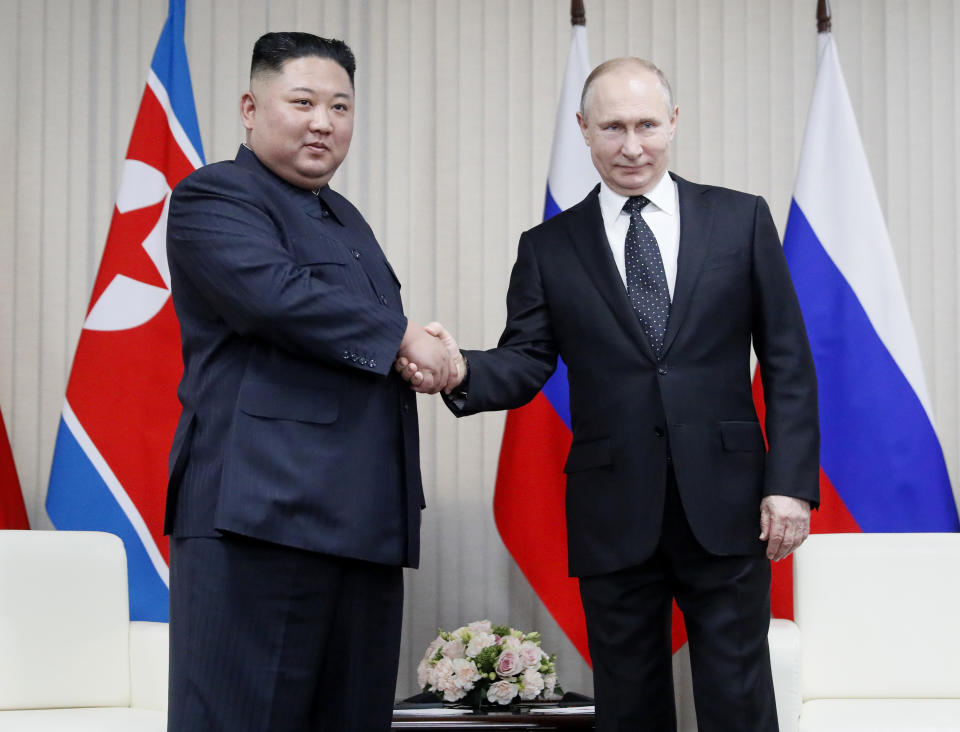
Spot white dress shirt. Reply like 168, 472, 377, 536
598, 172, 680, 298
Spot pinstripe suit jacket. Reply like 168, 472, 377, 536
164, 145, 423, 568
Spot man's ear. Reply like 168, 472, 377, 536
668, 106, 679, 141
240, 91, 256, 131
576, 111, 590, 146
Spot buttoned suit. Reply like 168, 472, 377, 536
447, 175, 819, 731
165, 145, 422, 731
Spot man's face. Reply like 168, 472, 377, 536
241, 56, 354, 190
577, 67, 678, 197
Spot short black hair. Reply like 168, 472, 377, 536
250, 32, 356, 87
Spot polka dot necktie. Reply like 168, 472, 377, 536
623, 196, 671, 358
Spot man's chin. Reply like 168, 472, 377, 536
613, 178, 652, 196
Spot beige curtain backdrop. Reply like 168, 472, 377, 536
2, 0, 958, 717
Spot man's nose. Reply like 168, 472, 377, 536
621, 131, 643, 158
310, 108, 333, 132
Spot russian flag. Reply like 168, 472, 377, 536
45, 0, 204, 622
492, 23, 600, 665
766, 29, 959, 617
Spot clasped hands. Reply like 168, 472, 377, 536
396, 322, 464, 394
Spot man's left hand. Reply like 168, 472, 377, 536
759, 495, 811, 561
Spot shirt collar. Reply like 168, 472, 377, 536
598, 171, 677, 228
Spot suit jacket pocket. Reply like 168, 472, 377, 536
564, 437, 613, 473
239, 380, 339, 424
702, 250, 745, 271
720, 421, 765, 451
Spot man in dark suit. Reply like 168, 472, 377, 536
400, 58, 819, 731
165, 32, 453, 731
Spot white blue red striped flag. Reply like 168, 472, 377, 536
782, 32, 958, 535
46, 0, 204, 621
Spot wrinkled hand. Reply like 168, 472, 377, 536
397, 321, 450, 394
759, 495, 811, 561
395, 322, 464, 394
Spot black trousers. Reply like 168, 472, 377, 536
579, 468, 777, 732
167, 533, 404, 732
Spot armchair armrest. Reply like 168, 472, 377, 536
129, 621, 169, 711
769, 618, 801, 732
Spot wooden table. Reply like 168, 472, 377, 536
392, 706, 595, 730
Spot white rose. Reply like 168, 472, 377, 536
417, 657, 434, 689
486, 679, 519, 705
466, 631, 497, 657
517, 641, 544, 669
500, 635, 522, 651
423, 635, 444, 662
542, 673, 560, 699
451, 657, 482, 690
519, 667, 545, 700
468, 619, 493, 634
432, 658, 465, 702
442, 638, 466, 659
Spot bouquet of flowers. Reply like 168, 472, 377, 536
417, 620, 562, 707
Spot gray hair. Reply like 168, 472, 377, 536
579, 58, 674, 119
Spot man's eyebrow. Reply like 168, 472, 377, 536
288, 86, 353, 99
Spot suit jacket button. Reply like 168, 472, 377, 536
342, 350, 350, 359
654, 427, 664, 438
369, 360, 376, 369
657, 366, 668, 376
379, 294, 387, 305
359, 357, 368, 365
352, 249, 361, 259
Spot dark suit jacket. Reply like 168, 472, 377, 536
450, 176, 819, 577
165, 145, 423, 568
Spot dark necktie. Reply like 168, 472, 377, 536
623, 195, 670, 358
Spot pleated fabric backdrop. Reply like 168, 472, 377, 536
2, 0, 958, 716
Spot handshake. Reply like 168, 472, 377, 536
395, 321, 465, 395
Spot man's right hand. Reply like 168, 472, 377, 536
396, 322, 464, 394
397, 321, 450, 394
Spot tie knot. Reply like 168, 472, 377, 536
624, 195, 650, 215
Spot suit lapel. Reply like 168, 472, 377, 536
662, 174, 714, 356
566, 187, 658, 360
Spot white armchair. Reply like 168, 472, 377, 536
792, 532, 960, 731
0, 530, 168, 731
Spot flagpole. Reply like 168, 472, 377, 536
571, 0, 585, 25
817, 0, 831, 32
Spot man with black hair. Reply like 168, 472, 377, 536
164, 31, 451, 731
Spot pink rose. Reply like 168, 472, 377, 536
495, 649, 521, 677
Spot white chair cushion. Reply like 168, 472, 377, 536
0, 708, 166, 732
0, 531, 131, 710
794, 533, 960, 699
799, 699, 960, 731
